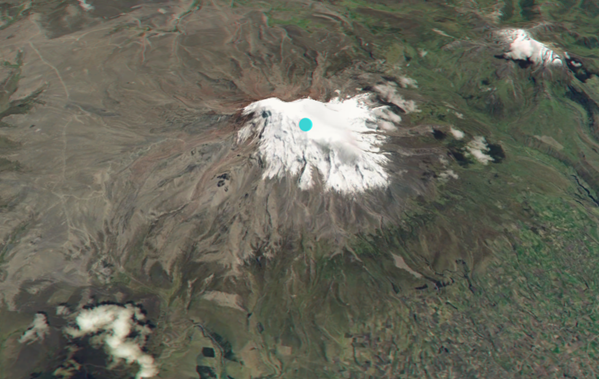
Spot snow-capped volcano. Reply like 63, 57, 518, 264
497, 28, 562, 66
238, 95, 402, 194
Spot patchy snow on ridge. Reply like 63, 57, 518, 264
78, 0, 94, 11
238, 95, 398, 195
19, 313, 50, 344
64, 304, 158, 379
497, 29, 562, 66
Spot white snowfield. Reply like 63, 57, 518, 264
498, 28, 562, 66
238, 94, 408, 195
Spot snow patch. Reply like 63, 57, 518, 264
64, 304, 158, 379
497, 29, 562, 66
78, 0, 94, 11
432, 28, 454, 38
20, 313, 50, 344
564, 52, 582, 67
238, 94, 401, 194
466, 136, 494, 165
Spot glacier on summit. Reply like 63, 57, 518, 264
238, 95, 402, 195
497, 28, 562, 66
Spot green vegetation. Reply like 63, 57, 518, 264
0, 51, 45, 124
191, 1, 599, 377
334, 193, 599, 377
3, 0, 599, 378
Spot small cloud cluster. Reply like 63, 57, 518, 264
438, 169, 459, 182
56, 305, 71, 316
372, 106, 402, 131
399, 76, 418, 88
19, 313, 50, 344
466, 136, 494, 165
374, 83, 419, 113
64, 304, 158, 379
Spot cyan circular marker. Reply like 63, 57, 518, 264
299, 118, 313, 132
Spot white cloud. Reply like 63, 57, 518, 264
64, 304, 158, 379
439, 169, 459, 181
374, 83, 419, 113
238, 94, 401, 195
19, 313, 50, 344
372, 106, 401, 131
399, 76, 418, 88
56, 305, 71, 316
450, 127, 465, 140
466, 136, 494, 165
497, 29, 562, 66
